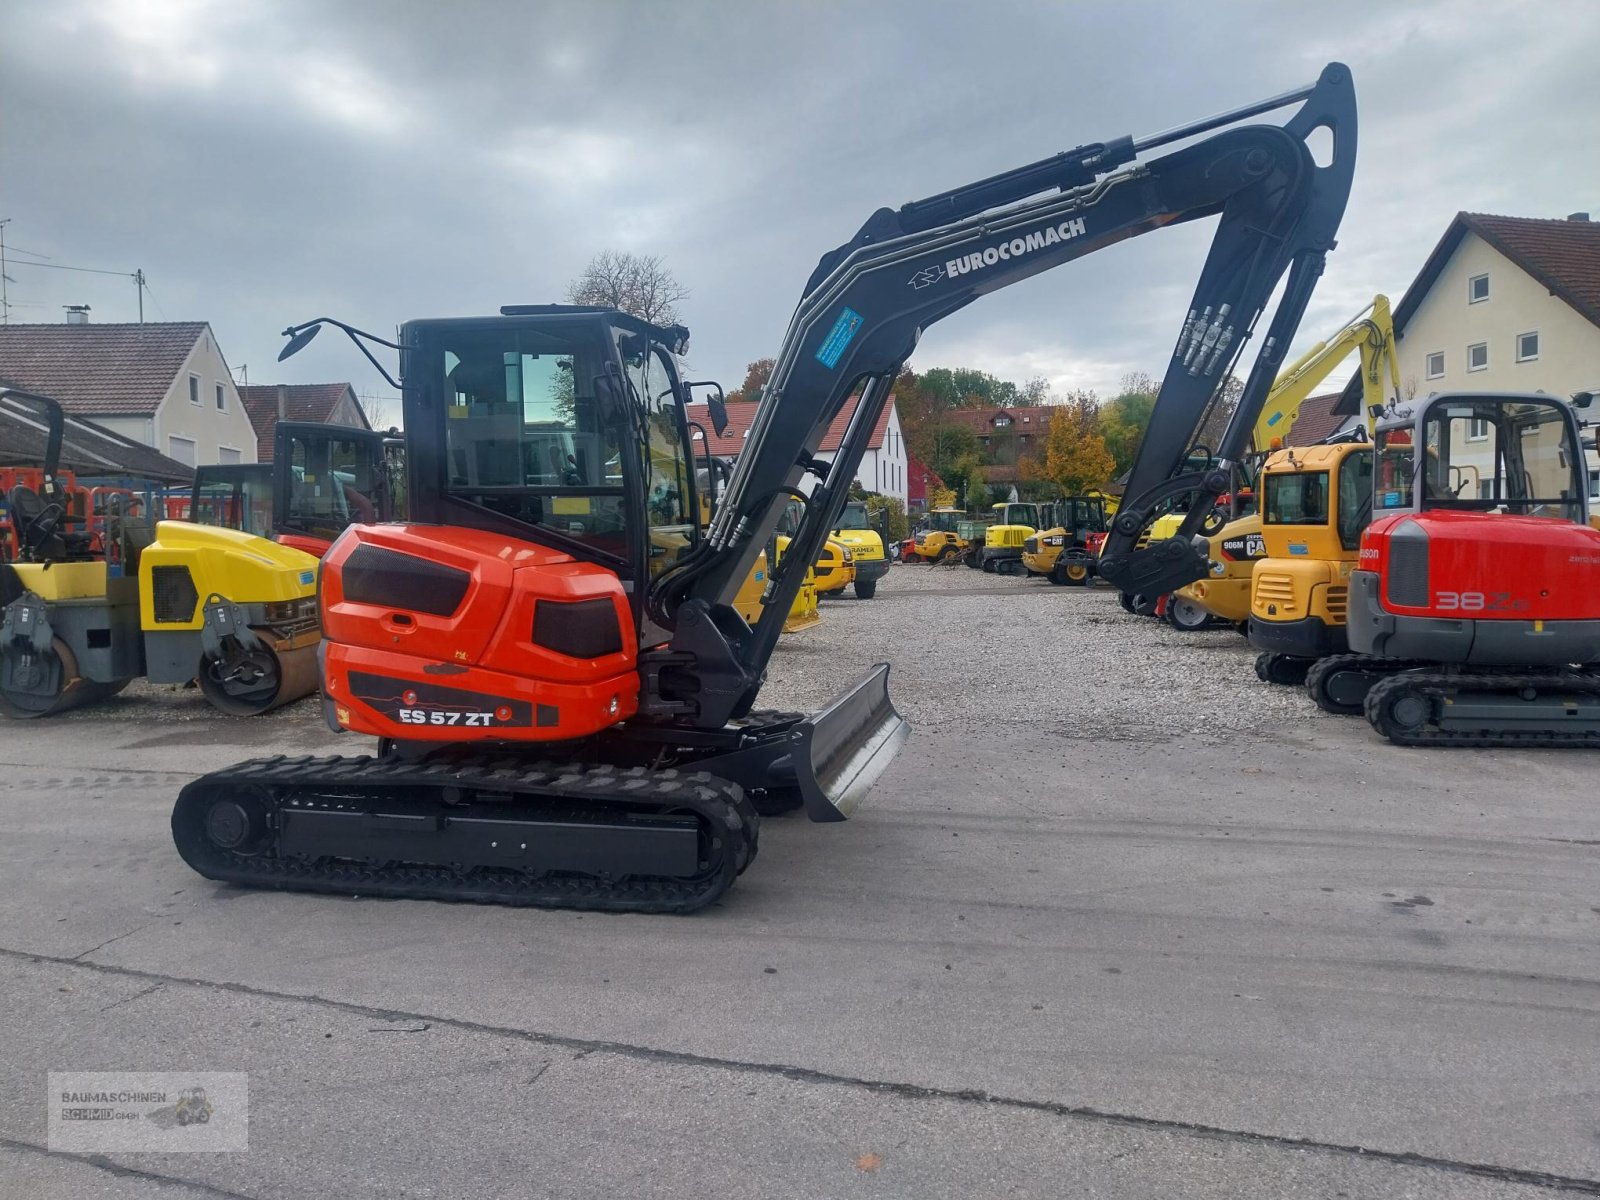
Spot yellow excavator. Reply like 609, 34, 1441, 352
1244, 297, 1400, 703
1021, 494, 1115, 584
1172, 296, 1396, 635
968, 501, 1048, 573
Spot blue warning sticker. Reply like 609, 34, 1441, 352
815, 307, 864, 369
299, 570, 316, 586
1289, 543, 1309, 556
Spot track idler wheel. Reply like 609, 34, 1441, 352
198, 634, 319, 716
1365, 677, 1433, 745
1255, 653, 1311, 686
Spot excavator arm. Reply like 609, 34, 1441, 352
655, 63, 1356, 726
1251, 294, 1397, 449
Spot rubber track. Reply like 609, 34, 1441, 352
1304, 654, 1426, 716
1365, 670, 1600, 748
172, 754, 759, 914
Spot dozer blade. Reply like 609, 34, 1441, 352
789, 663, 909, 822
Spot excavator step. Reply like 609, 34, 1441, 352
171, 754, 758, 914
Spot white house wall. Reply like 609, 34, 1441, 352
1399, 230, 1600, 488
1399, 231, 1600, 401
151, 328, 258, 465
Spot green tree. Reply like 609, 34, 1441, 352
865, 494, 909, 541
1098, 372, 1158, 477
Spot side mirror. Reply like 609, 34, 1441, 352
1574, 391, 1595, 410
593, 367, 627, 423
684, 380, 729, 436
278, 323, 322, 361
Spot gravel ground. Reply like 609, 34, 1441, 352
766, 560, 1311, 744
51, 562, 1310, 743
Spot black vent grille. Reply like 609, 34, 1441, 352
1385, 520, 1430, 607
150, 565, 199, 624
533, 598, 624, 659
342, 543, 470, 617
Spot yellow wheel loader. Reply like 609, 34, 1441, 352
0, 393, 321, 717
830, 499, 889, 598
907, 507, 968, 563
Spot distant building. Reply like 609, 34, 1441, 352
935, 404, 1054, 495
905, 450, 944, 512
238, 383, 371, 462
1283, 391, 1359, 445
0, 319, 254, 466
0, 382, 194, 483
1337, 211, 1600, 490
693, 395, 908, 505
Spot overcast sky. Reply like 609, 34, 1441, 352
3, 0, 1596, 415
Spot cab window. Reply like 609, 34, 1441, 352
1335, 450, 1372, 551
625, 345, 697, 576
1264, 471, 1329, 525
440, 327, 629, 560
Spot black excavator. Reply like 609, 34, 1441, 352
171, 65, 1356, 912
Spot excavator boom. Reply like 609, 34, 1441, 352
655, 63, 1356, 725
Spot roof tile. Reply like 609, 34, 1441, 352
0, 322, 209, 416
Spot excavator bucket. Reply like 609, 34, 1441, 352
788, 663, 909, 822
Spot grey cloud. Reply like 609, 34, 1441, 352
3, 0, 1595, 405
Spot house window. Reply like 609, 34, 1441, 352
188, 374, 201, 405
1467, 342, 1488, 372
215, 383, 227, 411
1468, 417, 1489, 442
1516, 331, 1540, 362
1468, 273, 1489, 303
993, 415, 1011, 428
1425, 351, 1444, 380
1478, 479, 1496, 500
218, 446, 242, 464
168, 435, 197, 466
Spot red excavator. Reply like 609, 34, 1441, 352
1345, 390, 1600, 745
171, 64, 1357, 911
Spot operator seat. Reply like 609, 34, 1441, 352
7, 485, 95, 562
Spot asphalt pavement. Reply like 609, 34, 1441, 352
1, 573, 1596, 1198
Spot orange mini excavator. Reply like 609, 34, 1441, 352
172, 65, 1357, 911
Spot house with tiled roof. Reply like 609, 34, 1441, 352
1334, 209, 1600, 489
937, 405, 1054, 495
1338, 210, 1600, 409
690, 395, 908, 504
237, 383, 371, 462
0, 318, 254, 467
1283, 391, 1357, 446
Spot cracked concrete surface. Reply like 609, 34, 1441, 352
1, 577, 1597, 1197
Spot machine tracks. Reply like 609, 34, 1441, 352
1364, 670, 1600, 747
1304, 654, 1427, 715
171, 753, 759, 914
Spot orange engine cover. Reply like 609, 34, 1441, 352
319, 523, 639, 743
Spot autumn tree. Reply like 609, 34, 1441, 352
1025, 392, 1115, 494
566, 250, 690, 326
727, 358, 775, 404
